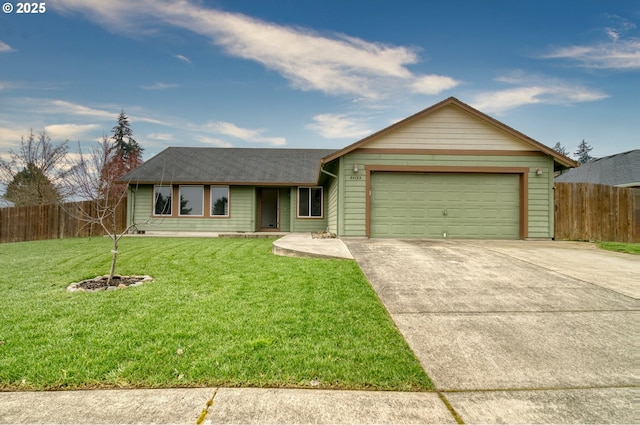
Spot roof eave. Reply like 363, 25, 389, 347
120, 180, 320, 186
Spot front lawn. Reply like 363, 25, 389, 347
0, 237, 431, 391
596, 241, 640, 255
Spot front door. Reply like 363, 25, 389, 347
259, 188, 280, 231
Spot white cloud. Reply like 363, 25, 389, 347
470, 73, 608, 114
0, 41, 14, 53
412, 75, 460, 95
140, 82, 180, 90
195, 135, 233, 147
50, 0, 459, 100
24, 99, 167, 126
543, 16, 640, 70
544, 38, 640, 70
44, 99, 115, 119
146, 132, 174, 141
44, 123, 101, 140
205, 121, 286, 146
175, 54, 191, 64
0, 127, 28, 149
307, 114, 372, 139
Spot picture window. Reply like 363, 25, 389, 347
298, 187, 323, 218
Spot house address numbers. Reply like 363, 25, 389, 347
349, 176, 363, 180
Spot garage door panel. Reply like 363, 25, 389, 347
371, 173, 519, 239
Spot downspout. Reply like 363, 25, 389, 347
320, 166, 339, 236
128, 185, 136, 233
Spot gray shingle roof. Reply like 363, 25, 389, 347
119, 147, 338, 185
555, 150, 640, 187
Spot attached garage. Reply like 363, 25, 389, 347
320, 97, 578, 240
370, 171, 522, 239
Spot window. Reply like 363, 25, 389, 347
154, 185, 172, 216
179, 186, 204, 216
298, 187, 323, 218
211, 186, 229, 216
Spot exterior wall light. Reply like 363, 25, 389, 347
353, 164, 359, 173
536, 167, 543, 176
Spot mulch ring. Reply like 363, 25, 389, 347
67, 275, 153, 293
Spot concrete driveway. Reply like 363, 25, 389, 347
344, 239, 639, 424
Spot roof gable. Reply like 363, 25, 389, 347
120, 147, 337, 185
322, 97, 578, 168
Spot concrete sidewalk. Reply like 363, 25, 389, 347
2, 386, 633, 424
0, 387, 456, 424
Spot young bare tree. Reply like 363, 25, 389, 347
0, 130, 70, 206
67, 136, 137, 284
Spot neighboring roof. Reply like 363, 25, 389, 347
119, 147, 337, 185
555, 150, 640, 187
321, 96, 579, 169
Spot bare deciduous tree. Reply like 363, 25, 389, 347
0, 130, 70, 206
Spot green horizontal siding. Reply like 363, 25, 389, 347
131, 185, 256, 232
339, 153, 554, 238
327, 177, 338, 234
279, 189, 291, 232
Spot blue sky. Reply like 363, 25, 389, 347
0, 0, 638, 162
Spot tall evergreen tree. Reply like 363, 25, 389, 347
101, 111, 143, 200
552, 142, 570, 157
574, 139, 595, 164
112, 111, 143, 162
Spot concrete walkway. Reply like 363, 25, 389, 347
272, 232, 354, 259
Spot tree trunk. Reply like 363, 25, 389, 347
107, 207, 119, 285
108, 240, 118, 286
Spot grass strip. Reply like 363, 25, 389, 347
595, 241, 640, 255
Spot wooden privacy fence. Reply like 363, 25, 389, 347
0, 200, 128, 243
555, 183, 639, 243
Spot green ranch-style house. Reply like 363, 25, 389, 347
120, 97, 578, 240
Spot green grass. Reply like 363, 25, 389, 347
0, 237, 432, 391
595, 241, 640, 255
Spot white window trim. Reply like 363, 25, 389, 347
210, 185, 230, 217
153, 185, 173, 216
297, 186, 323, 218
178, 185, 204, 217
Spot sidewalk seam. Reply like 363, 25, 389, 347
437, 391, 465, 424
196, 387, 219, 425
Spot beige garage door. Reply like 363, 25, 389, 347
370, 172, 520, 239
